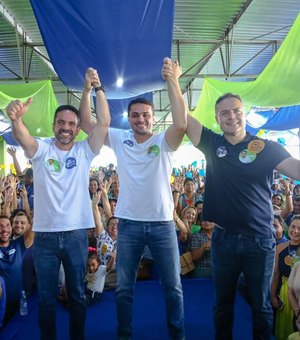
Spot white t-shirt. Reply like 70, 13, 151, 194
31, 138, 96, 232
107, 128, 175, 221
86, 265, 107, 293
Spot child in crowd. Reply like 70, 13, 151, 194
58, 249, 107, 306
85, 249, 107, 305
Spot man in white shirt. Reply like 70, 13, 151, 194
79, 58, 187, 340
6, 67, 110, 340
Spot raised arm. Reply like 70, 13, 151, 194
19, 186, 31, 221
280, 180, 293, 219
24, 218, 34, 249
92, 191, 104, 236
79, 70, 96, 134
7, 147, 23, 176
6, 98, 38, 158
276, 156, 300, 181
161, 57, 187, 150
100, 180, 113, 220
81, 68, 111, 154
8, 175, 18, 212
186, 114, 203, 147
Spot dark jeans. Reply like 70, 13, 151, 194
211, 226, 275, 340
33, 229, 88, 340
115, 219, 185, 340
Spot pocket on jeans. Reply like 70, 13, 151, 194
256, 237, 276, 252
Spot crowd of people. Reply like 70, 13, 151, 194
0, 58, 300, 340
1, 149, 300, 338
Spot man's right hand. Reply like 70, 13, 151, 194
6, 98, 32, 121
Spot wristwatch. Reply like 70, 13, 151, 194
94, 85, 105, 93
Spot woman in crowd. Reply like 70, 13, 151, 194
272, 215, 300, 340
176, 178, 200, 215
89, 177, 100, 200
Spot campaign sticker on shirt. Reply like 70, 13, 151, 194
65, 157, 77, 169
45, 158, 61, 172
123, 139, 134, 147
147, 144, 160, 158
247, 140, 265, 154
239, 149, 256, 164
216, 146, 227, 158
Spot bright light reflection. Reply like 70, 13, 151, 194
116, 77, 124, 87
123, 111, 128, 117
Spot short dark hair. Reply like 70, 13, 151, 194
11, 209, 30, 222
53, 105, 80, 125
127, 98, 154, 116
184, 177, 194, 186
87, 250, 101, 264
106, 216, 118, 228
215, 93, 244, 114
25, 168, 33, 178
89, 177, 100, 186
195, 200, 203, 207
0, 215, 11, 224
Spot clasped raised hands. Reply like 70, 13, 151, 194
161, 57, 182, 81
6, 98, 32, 121
84, 67, 101, 92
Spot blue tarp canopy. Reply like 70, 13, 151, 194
29, 0, 174, 99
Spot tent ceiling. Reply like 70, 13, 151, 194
0, 0, 300, 131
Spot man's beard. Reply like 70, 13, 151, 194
55, 130, 76, 145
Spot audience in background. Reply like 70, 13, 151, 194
2, 135, 300, 339
0, 215, 34, 325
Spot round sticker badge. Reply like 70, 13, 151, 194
284, 254, 295, 267
45, 158, 61, 172
247, 140, 265, 154
216, 146, 227, 158
239, 149, 256, 164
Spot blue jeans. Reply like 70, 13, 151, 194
211, 226, 275, 340
115, 219, 185, 339
33, 229, 88, 340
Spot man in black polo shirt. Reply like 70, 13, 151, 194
186, 93, 300, 340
